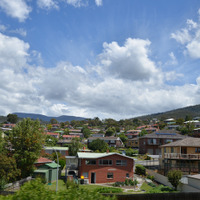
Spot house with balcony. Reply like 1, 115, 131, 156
160, 137, 200, 175
66, 152, 134, 184
139, 130, 186, 155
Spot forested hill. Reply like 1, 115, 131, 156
135, 104, 200, 121
13, 113, 86, 122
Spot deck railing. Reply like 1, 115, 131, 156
164, 153, 200, 160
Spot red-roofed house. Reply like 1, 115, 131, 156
45, 132, 59, 139
34, 157, 53, 167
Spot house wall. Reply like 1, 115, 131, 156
78, 154, 134, 184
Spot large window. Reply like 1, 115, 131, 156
99, 159, 112, 165
85, 159, 96, 165
107, 172, 113, 179
116, 160, 127, 166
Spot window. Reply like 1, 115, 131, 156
110, 140, 115, 143
116, 160, 127, 166
148, 139, 156, 145
171, 147, 174, 153
82, 172, 88, 178
126, 173, 129, 178
99, 160, 112, 165
165, 139, 173, 144
195, 148, 200, 153
107, 172, 113, 179
85, 159, 96, 165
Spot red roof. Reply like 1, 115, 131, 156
35, 157, 53, 164
45, 132, 59, 136
62, 135, 80, 138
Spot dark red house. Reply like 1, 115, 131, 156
66, 152, 134, 184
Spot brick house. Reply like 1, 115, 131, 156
66, 152, 134, 184
139, 130, 186, 155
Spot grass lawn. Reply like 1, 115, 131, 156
140, 182, 153, 192
47, 179, 67, 191
79, 184, 108, 191
47, 179, 111, 192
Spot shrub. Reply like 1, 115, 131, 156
147, 175, 155, 181
135, 164, 146, 176
94, 187, 123, 193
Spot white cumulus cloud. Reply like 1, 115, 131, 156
37, 0, 59, 10
0, 0, 31, 22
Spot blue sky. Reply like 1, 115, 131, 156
0, 0, 200, 120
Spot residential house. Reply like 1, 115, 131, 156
139, 130, 186, 155
33, 162, 60, 183
66, 152, 134, 184
92, 133, 105, 138
160, 137, 200, 175
34, 157, 53, 167
125, 138, 139, 149
43, 146, 69, 156
125, 130, 140, 139
45, 132, 59, 139
87, 136, 124, 148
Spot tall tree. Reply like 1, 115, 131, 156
68, 138, 82, 156
7, 114, 18, 124
0, 154, 21, 184
7, 118, 45, 178
88, 139, 109, 152
167, 169, 182, 190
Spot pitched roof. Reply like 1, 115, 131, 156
88, 136, 120, 140
77, 152, 134, 160
35, 157, 53, 164
140, 130, 185, 139
161, 137, 200, 148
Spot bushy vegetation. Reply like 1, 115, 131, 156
113, 179, 138, 187
0, 179, 116, 200
167, 169, 182, 190
135, 164, 146, 176
94, 187, 123, 193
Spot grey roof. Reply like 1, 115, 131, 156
88, 136, 120, 140
140, 130, 185, 139
161, 137, 200, 147
77, 152, 134, 160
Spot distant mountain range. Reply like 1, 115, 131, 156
135, 104, 200, 121
3, 104, 200, 123
13, 112, 87, 123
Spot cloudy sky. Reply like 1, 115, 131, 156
0, 0, 200, 120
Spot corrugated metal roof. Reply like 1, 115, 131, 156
45, 163, 60, 168
77, 152, 134, 160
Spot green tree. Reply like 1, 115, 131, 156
105, 127, 115, 136
139, 129, 148, 137
118, 132, 128, 143
45, 135, 58, 146
7, 118, 45, 178
50, 118, 58, 124
0, 131, 5, 153
0, 154, 21, 185
167, 169, 182, 190
82, 127, 91, 138
68, 138, 82, 156
7, 114, 18, 124
88, 139, 109, 152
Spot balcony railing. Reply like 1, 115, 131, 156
164, 153, 200, 160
